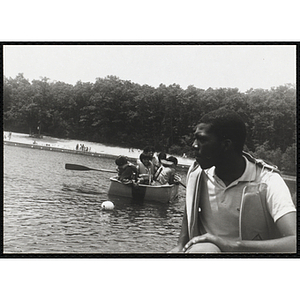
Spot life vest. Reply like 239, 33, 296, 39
137, 160, 155, 175
239, 152, 281, 240
117, 163, 137, 182
241, 151, 280, 175
156, 166, 175, 185
185, 152, 281, 241
239, 182, 280, 240
137, 160, 155, 184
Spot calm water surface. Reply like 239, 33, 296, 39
4, 145, 187, 254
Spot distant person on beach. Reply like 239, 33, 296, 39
76, 144, 79, 150
8, 132, 12, 140
115, 156, 138, 184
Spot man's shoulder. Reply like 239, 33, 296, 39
188, 161, 201, 172
128, 163, 137, 170
259, 168, 284, 185
243, 151, 280, 174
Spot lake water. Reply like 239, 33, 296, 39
4, 145, 187, 254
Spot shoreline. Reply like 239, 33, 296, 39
3, 131, 296, 180
3, 131, 194, 170
4, 140, 122, 160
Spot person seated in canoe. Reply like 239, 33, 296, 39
115, 156, 138, 185
157, 152, 167, 167
136, 153, 156, 185
137, 146, 160, 172
154, 156, 178, 185
149, 152, 166, 178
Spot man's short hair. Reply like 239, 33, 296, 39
199, 108, 247, 153
158, 152, 167, 162
115, 156, 128, 166
167, 156, 178, 166
140, 153, 151, 161
143, 146, 155, 153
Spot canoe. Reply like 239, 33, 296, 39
107, 177, 179, 203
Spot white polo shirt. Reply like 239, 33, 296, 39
199, 157, 296, 239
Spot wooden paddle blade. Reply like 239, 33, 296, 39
178, 181, 186, 188
65, 163, 117, 173
65, 164, 92, 171
174, 174, 186, 188
97, 168, 117, 173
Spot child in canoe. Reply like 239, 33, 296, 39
136, 153, 156, 185
115, 156, 138, 185
154, 156, 178, 185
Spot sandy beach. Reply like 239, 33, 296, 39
3, 131, 194, 167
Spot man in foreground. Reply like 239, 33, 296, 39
169, 108, 296, 253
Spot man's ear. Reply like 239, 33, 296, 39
222, 139, 233, 151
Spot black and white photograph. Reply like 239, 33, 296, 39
3, 44, 297, 255
1, 2, 299, 299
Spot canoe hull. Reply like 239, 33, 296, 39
108, 177, 179, 203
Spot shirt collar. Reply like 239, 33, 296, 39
206, 155, 257, 183
238, 156, 256, 182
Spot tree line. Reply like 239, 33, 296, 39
3, 73, 296, 174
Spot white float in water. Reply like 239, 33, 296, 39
101, 201, 115, 210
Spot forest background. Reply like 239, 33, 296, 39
3, 73, 296, 175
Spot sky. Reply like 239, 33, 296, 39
4, 44, 296, 92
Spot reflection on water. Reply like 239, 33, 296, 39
4, 145, 187, 253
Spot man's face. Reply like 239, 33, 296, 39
118, 163, 127, 170
192, 123, 224, 169
145, 151, 153, 158
142, 158, 150, 166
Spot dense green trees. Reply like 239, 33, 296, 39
3, 73, 296, 174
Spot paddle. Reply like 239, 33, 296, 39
176, 181, 186, 188
65, 163, 117, 173
65, 163, 186, 187
174, 174, 186, 188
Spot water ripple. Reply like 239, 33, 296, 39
4, 145, 186, 253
